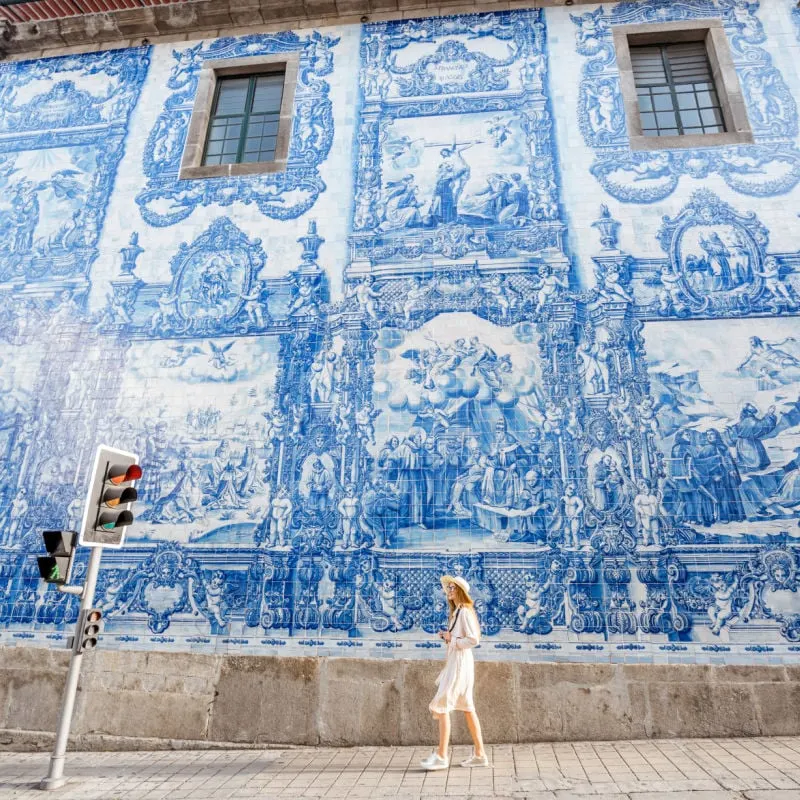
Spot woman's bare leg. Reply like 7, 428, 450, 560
464, 711, 485, 758
436, 712, 451, 759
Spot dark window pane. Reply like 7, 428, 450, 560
653, 93, 674, 112
701, 107, 723, 126
680, 109, 701, 128
656, 110, 677, 127
629, 40, 727, 137
215, 78, 249, 115
696, 91, 716, 108
253, 73, 284, 112
203, 71, 286, 166
640, 111, 656, 129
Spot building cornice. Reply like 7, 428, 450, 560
0, 0, 592, 60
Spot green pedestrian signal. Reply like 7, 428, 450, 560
37, 530, 78, 585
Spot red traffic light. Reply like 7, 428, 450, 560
107, 464, 142, 485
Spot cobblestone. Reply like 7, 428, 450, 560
0, 738, 799, 799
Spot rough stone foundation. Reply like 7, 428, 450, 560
1, 647, 798, 750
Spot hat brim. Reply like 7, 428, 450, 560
440, 575, 474, 604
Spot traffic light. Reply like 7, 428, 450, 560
73, 607, 103, 654
79, 447, 142, 549
37, 530, 78, 585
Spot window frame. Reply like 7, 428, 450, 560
613, 19, 753, 151
179, 54, 299, 180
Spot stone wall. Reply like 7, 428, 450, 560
1, 647, 799, 749
0, 0, 799, 674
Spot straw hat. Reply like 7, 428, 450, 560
440, 575, 473, 603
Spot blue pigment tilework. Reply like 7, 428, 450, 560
0, 4, 798, 664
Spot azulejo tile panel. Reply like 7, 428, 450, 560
570, 0, 800, 203
0, 3, 799, 665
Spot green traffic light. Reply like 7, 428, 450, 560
47, 563, 61, 582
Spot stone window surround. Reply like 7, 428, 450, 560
613, 19, 754, 151
179, 53, 299, 180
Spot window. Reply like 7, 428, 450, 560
631, 43, 725, 137
179, 54, 298, 180
203, 73, 284, 166
613, 20, 753, 150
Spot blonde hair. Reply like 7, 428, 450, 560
447, 584, 475, 621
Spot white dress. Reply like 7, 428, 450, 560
429, 606, 481, 715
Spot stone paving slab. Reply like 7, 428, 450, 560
0, 738, 799, 799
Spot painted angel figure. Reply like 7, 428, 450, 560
208, 341, 235, 370
263, 404, 288, 444
348, 276, 382, 320
240, 280, 272, 328
755, 256, 797, 307
597, 264, 633, 303
203, 571, 228, 629
655, 264, 686, 314
747, 70, 787, 125
487, 116, 513, 147
532, 265, 569, 313
355, 401, 381, 446
577, 336, 612, 395
333, 399, 354, 444
401, 277, 433, 323
708, 573, 739, 635
287, 276, 321, 318
585, 82, 621, 134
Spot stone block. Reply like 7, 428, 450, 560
74, 689, 209, 740
318, 657, 402, 746
712, 665, 786, 683
152, 4, 201, 33
192, 0, 235, 27
6, 20, 65, 50
647, 681, 759, 738
4, 670, 65, 731
398, 658, 442, 745
209, 656, 320, 745
621, 663, 711, 684
112, 8, 160, 37
754, 683, 800, 736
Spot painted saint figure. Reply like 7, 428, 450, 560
724, 403, 777, 472
427, 143, 472, 225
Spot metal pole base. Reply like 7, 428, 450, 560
39, 776, 70, 791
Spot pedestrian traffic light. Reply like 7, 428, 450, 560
37, 530, 78, 585
79, 446, 142, 549
73, 607, 103, 654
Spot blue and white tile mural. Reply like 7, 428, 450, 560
1, 1, 799, 664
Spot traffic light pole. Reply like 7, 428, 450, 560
40, 546, 103, 792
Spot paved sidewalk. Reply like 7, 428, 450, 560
1, 738, 800, 799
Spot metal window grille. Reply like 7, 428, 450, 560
630, 41, 726, 137
202, 72, 285, 166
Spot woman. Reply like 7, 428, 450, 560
420, 576, 489, 771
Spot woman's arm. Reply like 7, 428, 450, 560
454, 608, 481, 650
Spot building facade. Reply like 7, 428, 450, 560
0, 0, 799, 675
